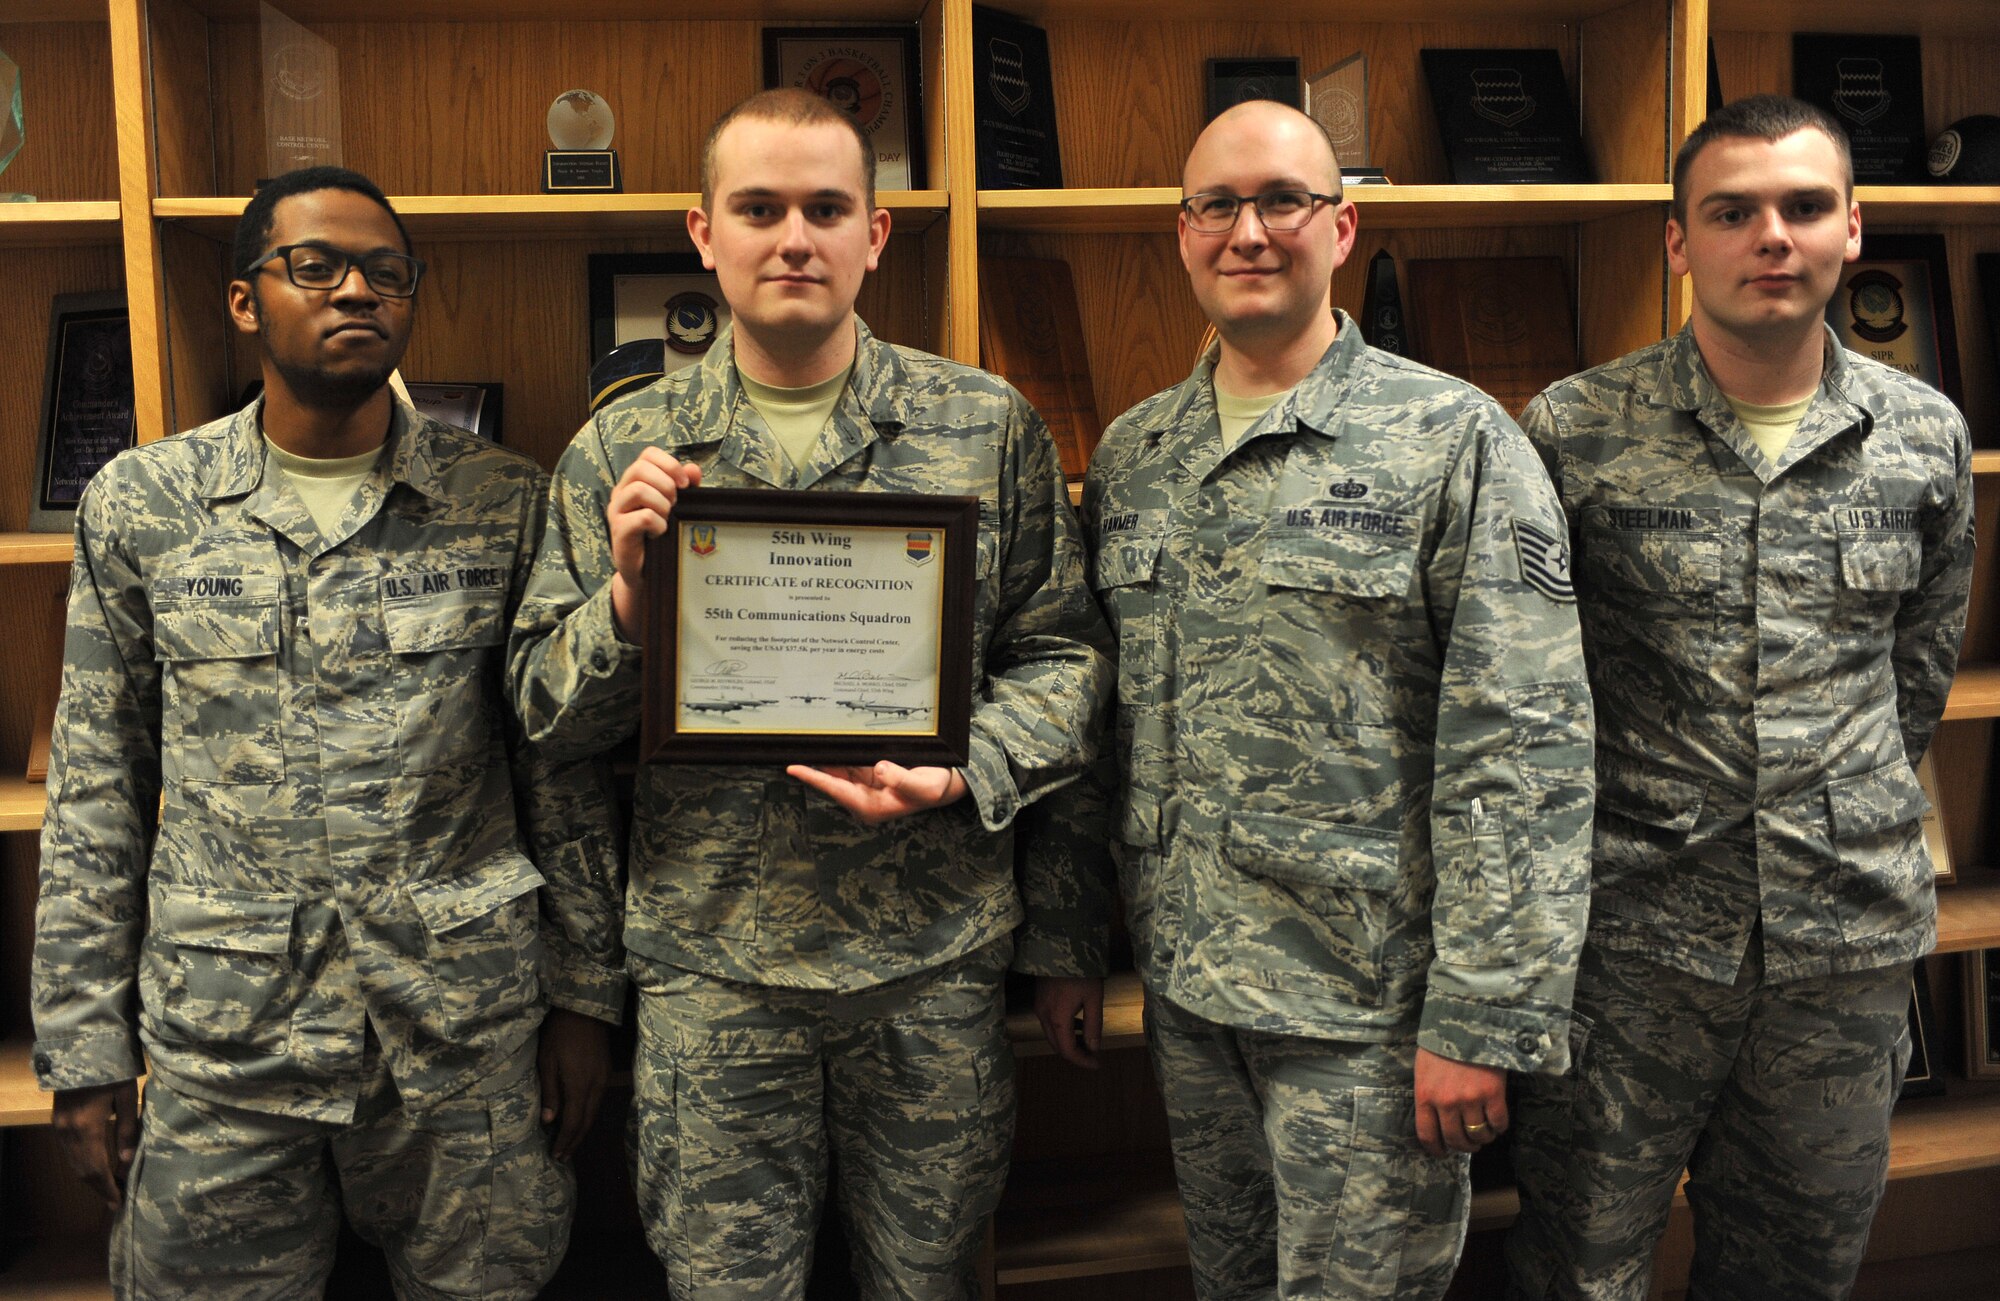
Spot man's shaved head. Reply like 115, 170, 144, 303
1184, 99, 1342, 195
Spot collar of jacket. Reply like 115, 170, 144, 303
203, 393, 448, 504
1159, 308, 1364, 482
649, 317, 911, 458
1647, 320, 1874, 450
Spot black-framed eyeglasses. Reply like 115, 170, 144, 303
247, 243, 426, 297
1180, 189, 1342, 233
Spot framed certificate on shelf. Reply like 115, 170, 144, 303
763, 26, 926, 190
640, 487, 976, 767
1827, 233, 1962, 409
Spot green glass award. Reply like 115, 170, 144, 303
1, 46, 31, 203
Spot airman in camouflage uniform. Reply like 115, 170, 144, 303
1083, 101, 1594, 1300
32, 168, 622, 1300
1505, 97, 1975, 1301
507, 91, 1111, 1298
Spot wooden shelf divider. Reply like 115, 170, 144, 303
0, 1039, 52, 1128
0, 776, 48, 834
156, 191, 949, 241
1942, 665, 2000, 722
0, 202, 123, 248
1939, 876, 2000, 954
978, 185, 1670, 235
0, 534, 74, 567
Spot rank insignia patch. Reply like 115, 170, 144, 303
1515, 518, 1574, 601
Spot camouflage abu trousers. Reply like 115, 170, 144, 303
111, 1038, 573, 1300
1146, 993, 1471, 1301
630, 937, 1015, 1300
1505, 937, 1911, 1301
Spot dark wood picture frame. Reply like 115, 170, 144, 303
1967, 948, 2000, 1082
762, 25, 927, 190
587, 251, 718, 365
1829, 233, 1963, 409
640, 487, 977, 767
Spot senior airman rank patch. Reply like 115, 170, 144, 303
1514, 517, 1574, 601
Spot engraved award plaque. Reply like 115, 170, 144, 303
1794, 33, 1927, 183
544, 90, 621, 193
978, 255, 1102, 479
1420, 49, 1592, 184
972, 6, 1063, 189
1307, 54, 1370, 172
261, 3, 343, 180
1406, 257, 1579, 415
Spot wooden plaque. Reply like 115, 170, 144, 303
639, 487, 977, 768
1406, 257, 1579, 416
978, 256, 1104, 479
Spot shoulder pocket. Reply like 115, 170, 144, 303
382, 592, 508, 655
1261, 529, 1416, 599
1093, 531, 1163, 591
1836, 528, 1922, 594
1580, 510, 1722, 593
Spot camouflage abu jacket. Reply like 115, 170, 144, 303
1523, 324, 1974, 985
32, 400, 625, 1123
507, 321, 1114, 991
1083, 315, 1595, 1074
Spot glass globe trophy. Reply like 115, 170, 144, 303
544, 90, 621, 193
2, 46, 32, 202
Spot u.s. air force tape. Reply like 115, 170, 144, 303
1514, 517, 1575, 601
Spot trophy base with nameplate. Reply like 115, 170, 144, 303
544, 90, 621, 193
1406, 257, 1578, 416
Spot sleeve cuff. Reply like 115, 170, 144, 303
960, 733, 1021, 832
31, 1029, 144, 1093
1011, 929, 1112, 978
543, 952, 628, 1027
1416, 992, 1571, 1075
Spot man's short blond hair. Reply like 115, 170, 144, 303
701, 88, 877, 211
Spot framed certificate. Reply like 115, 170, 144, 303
640, 487, 977, 766
588, 252, 729, 375
763, 26, 926, 190
1827, 233, 1962, 408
